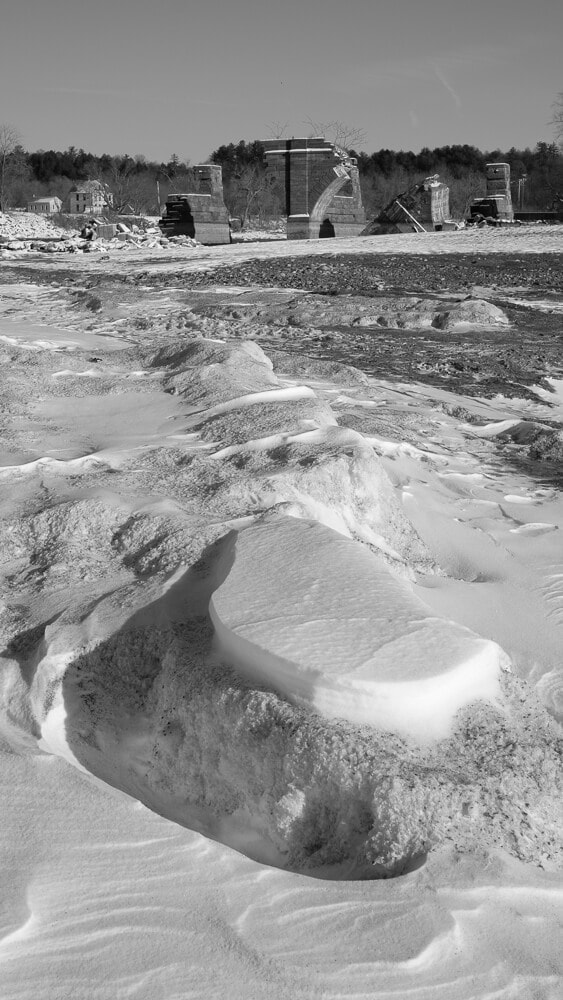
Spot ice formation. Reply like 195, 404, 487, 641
0, 325, 561, 880
210, 515, 505, 741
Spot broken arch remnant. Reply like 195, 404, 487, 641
263, 137, 366, 240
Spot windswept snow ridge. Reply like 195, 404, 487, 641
1, 327, 562, 881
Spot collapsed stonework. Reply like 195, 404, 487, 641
262, 137, 366, 240
159, 164, 231, 244
361, 175, 454, 236
469, 162, 514, 224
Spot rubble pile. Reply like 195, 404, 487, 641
0, 210, 66, 240
0, 214, 200, 259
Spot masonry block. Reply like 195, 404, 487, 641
263, 137, 366, 240
159, 166, 231, 244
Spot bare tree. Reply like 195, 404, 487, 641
550, 91, 563, 145
303, 118, 367, 153
0, 123, 22, 211
225, 163, 279, 229
266, 121, 289, 139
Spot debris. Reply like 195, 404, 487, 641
468, 163, 514, 224
361, 175, 454, 236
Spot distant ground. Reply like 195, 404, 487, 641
3, 245, 562, 403
172, 252, 563, 401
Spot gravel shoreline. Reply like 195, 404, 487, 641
158, 251, 563, 296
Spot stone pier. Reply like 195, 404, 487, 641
159, 165, 231, 244
262, 137, 366, 240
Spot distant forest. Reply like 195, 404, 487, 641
2, 137, 562, 225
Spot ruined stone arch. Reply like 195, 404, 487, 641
309, 174, 352, 228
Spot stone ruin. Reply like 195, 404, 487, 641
155, 152, 516, 244
262, 137, 366, 240
361, 175, 454, 236
159, 164, 231, 244
469, 162, 514, 224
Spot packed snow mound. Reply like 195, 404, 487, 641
352, 297, 509, 331
210, 516, 505, 742
430, 298, 510, 331
2, 519, 555, 879
15, 555, 556, 879
234, 292, 510, 332
1, 325, 562, 878
140, 338, 433, 575
196, 392, 335, 446
149, 339, 279, 409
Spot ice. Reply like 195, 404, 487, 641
202, 383, 319, 417
509, 522, 557, 535
210, 515, 505, 742
460, 418, 522, 437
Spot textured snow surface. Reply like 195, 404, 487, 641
2, 754, 561, 1000
210, 515, 504, 740
1, 249, 562, 997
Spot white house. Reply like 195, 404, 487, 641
27, 196, 62, 215
65, 180, 113, 215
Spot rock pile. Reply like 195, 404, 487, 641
0, 210, 66, 240
0, 214, 200, 258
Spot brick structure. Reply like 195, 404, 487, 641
362, 175, 454, 235
469, 163, 514, 224
159, 165, 230, 244
485, 162, 513, 222
262, 137, 366, 240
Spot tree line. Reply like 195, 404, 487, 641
1, 125, 562, 224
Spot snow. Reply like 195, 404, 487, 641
210, 515, 505, 741
0, 239, 562, 998
2, 754, 560, 1000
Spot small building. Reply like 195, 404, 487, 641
27, 196, 62, 215
65, 180, 113, 215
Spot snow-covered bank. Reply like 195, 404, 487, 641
1, 255, 562, 997
2, 754, 561, 1000
1, 330, 561, 880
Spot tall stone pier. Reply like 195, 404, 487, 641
262, 137, 366, 240
485, 163, 514, 222
159, 164, 231, 244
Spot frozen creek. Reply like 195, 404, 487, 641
0, 237, 562, 999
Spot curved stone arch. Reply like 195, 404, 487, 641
309, 173, 351, 225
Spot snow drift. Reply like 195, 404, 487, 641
1, 334, 561, 878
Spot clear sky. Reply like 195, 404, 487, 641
1, 0, 561, 162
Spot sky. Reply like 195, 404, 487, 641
1, 0, 562, 163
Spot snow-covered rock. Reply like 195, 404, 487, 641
431, 297, 510, 330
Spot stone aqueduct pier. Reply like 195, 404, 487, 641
159, 138, 367, 243
262, 137, 366, 240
